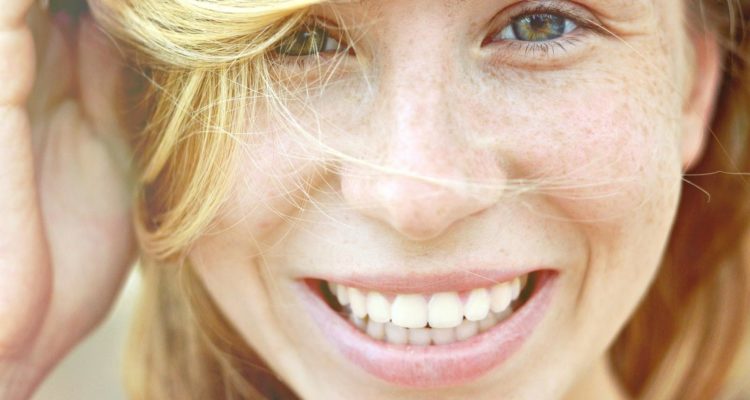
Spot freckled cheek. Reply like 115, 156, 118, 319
521, 101, 682, 222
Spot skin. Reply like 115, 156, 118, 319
0, 0, 721, 399
190, 0, 721, 399
0, 1, 134, 398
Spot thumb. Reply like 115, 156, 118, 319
0, 0, 53, 356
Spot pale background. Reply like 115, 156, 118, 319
32, 271, 139, 400
30, 269, 750, 400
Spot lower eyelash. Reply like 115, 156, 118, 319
504, 36, 584, 58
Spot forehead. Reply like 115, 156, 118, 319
327, 0, 664, 25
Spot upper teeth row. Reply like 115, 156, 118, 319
329, 275, 526, 330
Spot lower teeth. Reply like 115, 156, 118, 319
347, 305, 516, 346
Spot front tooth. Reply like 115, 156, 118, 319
495, 308, 512, 321
455, 319, 479, 341
348, 288, 367, 318
464, 288, 490, 321
511, 277, 522, 300
350, 314, 366, 331
478, 312, 498, 332
385, 323, 408, 345
366, 321, 385, 340
408, 328, 431, 346
490, 282, 512, 313
336, 284, 350, 306
431, 328, 456, 345
391, 294, 428, 328
366, 291, 391, 323
428, 292, 463, 328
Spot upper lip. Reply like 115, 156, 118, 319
314, 268, 542, 294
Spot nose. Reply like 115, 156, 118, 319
339, 70, 507, 241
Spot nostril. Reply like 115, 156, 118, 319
339, 161, 505, 241
378, 179, 493, 241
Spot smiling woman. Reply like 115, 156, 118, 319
2, 0, 750, 399
81, 0, 750, 398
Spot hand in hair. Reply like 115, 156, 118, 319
0, 1, 135, 398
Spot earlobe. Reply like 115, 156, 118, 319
681, 30, 723, 171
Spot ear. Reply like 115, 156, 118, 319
681, 31, 723, 171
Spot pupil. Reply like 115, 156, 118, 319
298, 28, 323, 53
513, 14, 566, 42
278, 26, 326, 55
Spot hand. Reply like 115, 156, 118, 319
0, 1, 136, 398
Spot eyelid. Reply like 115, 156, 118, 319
276, 17, 350, 57
483, 1, 606, 45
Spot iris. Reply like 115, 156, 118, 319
511, 14, 569, 42
277, 25, 340, 56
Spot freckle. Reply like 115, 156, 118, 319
256, 219, 274, 231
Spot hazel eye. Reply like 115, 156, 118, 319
276, 24, 343, 56
497, 13, 578, 42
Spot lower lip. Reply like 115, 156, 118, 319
297, 271, 558, 388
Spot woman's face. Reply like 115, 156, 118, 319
190, 0, 719, 398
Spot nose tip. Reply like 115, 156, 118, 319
342, 170, 501, 241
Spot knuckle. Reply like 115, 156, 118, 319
0, 27, 35, 106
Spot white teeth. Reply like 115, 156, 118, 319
490, 282, 513, 313
336, 284, 350, 306
348, 288, 367, 318
495, 308, 512, 321
464, 288, 490, 321
366, 291, 391, 323
354, 310, 515, 345
366, 321, 385, 340
408, 328, 431, 346
511, 277, 522, 300
385, 324, 408, 345
391, 294, 428, 328
427, 292, 464, 328
349, 314, 366, 330
431, 327, 456, 345
332, 273, 531, 345
455, 319, 479, 341
478, 312, 498, 332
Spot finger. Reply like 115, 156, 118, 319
1, 1, 35, 106
78, 14, 124, 139
0, 0, 52, 354
0, 0, 33, 27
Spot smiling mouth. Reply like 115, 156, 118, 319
318, 272, 536, 346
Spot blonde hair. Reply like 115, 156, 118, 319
90, 1, 750, 398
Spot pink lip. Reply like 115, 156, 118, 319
317, 268, 537, 294
297, 270, 557, 388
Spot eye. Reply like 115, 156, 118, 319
276, 23, 345, 56
497, 13, 578, 42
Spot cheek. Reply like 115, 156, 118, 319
201, 134, 328, 255
468, 80, 683, 227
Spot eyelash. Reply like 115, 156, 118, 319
484, 3, 604, 57
273, 2, 604, 65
